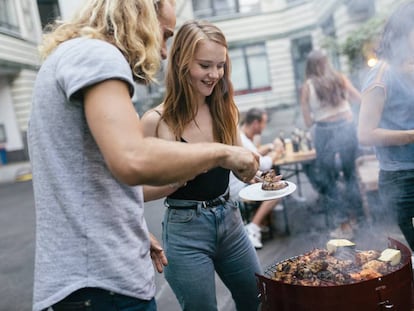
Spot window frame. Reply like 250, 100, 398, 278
37, 0, 61, 29
229, 43, 271, 96
192, 0, 260, 18
0, 0, 19, 33
290, 35, 313, 102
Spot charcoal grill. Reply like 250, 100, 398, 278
256, 238, 414, 310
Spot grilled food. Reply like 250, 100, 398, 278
261, 169, 288, 191
271, 247, 403, 286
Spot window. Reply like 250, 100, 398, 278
37, 0, 61, 29
347, 0, 375, 22
0, 124, 6, 143
0, 0, 19, 32
291, 36, 313, 101
229, 44, 271, 95
321, 16, 335, 37
192, 0, 260, 18
22, 0, 34, 31
321, 16, 340, 70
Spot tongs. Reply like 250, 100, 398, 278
254, 171, 264, 182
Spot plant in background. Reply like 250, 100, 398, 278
340, 16, 386, 69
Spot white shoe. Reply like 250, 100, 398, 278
245, 223, 263, 249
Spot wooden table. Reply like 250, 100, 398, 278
273, 149, 317, 198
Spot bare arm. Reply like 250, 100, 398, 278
143, 184, 180, 202
141, 109, 191, 201
236, 128, 243, 147
84, 79, 259, 186
300, 83, 313, 128
358, 86, 414, 146
344, 75, 361, 103
257, 143, 274, 156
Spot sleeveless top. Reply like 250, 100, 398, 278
307, 79, 351, 122
361, 61, 414, 171
169, 138, 229, 200
152, 110, 230, 200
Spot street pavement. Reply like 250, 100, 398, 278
0, 181, 36, 311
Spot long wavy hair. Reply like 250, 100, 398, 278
377, 1, 414, 65
39, 0, 163, 84
305, 50, 346, 107
161, 20, 239, 145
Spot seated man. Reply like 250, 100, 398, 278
230, 108, 284, 249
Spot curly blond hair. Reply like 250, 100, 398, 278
39, 0, 163, 84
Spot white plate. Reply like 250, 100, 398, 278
238, 181, 296, 201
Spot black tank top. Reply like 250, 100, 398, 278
151, 110, 229, 200
169, 138, 229, 201
169, 166, 229, 201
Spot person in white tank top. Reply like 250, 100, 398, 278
300, 50, 364, 241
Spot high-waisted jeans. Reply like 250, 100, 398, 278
163, 201, 261, 311
379, 169, 414, 251
314, 119, 363, 225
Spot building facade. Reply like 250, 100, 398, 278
0, 0, 79, 164
0, 0, 404, 163
0, 0, 43, 163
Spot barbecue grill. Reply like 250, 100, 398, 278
256, 238, 413, 310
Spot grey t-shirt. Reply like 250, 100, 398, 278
28, 38, 155, 311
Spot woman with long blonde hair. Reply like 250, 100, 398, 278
28, 1, 259, 310
142, 20, 261, 311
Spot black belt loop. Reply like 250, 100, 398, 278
165, 188, 229, 210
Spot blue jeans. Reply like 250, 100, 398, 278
314, 120, 363, 225
379, 169, 414, 251
163, 201, 261, 311
50, 288, 156, 311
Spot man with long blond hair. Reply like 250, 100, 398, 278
28, 1, 259, 310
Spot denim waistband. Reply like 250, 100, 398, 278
316, 118, 349, 127
165, 188, 230, 209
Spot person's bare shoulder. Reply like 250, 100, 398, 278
141, 105, 175, 141
141, 106, 164, 137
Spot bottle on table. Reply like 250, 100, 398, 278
284, 138, 293, 155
